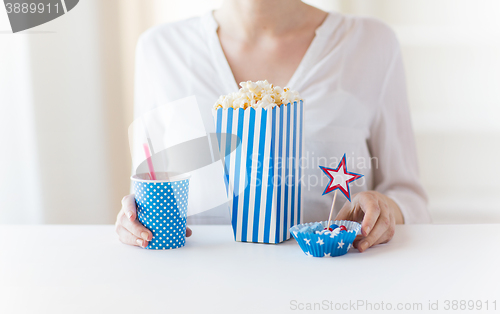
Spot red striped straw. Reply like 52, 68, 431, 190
143, 143, 156, 180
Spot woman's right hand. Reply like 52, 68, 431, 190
115, 194, 192, 248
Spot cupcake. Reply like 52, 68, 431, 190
290, 220, 361, 257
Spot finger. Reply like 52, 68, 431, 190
352, 234, 364, 249
358, 205, 391, 252
335, 201, 354, 221
121, 195, 137, 221
353, 239, 362, 249
371, 214, 396, 246
358, 194, 381, 237
186, 227, 192, 237
120, 213, 152, 241
115, 224, 148, 248
335, 199, 365, 222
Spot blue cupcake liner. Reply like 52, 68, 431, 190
290, 220, 361, 257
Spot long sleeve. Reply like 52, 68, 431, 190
368, 45, 432, 224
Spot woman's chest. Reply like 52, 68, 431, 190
217, 33, 315, 88
149, 35, 379, 140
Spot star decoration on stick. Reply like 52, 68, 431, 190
319, 154, 363, 202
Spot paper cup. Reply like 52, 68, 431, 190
290, 220, 361, 257
131, 173, 190, 250
214, 101, 304, 244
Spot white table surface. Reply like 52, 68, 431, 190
0, 224, 499, 314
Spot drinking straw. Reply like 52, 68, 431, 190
143, 143, 156, 180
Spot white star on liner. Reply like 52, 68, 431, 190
347, 243, 351, 251
316, 238, 324, 245
337, 239, 345, 249
305, 251, 312, 257
304, 238, 311, 245
324, 252, 331, 257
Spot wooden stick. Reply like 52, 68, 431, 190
326, 190, 338, 228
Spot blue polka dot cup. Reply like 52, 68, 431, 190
131, 173, 190, 250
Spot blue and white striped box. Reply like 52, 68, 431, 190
214, 100, 304, 243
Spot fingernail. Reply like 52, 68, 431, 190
360, 241, 369, 251
364, 227, 370, 235
136, 239, 144, 247
126, 211, 132, 219
141, 232, 149, 241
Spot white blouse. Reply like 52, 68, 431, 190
134, 11, 431, 224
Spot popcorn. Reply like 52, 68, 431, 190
281, 88, 301, 105
214, 80, 302, 110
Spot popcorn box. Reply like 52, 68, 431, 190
214, 100, 304, 243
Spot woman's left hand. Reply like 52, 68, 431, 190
334, 191, 404, 253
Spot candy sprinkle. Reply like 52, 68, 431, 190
329, 224, 339, 230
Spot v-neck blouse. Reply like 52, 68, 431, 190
134, 11, 431, 224
203, 11, 341, 93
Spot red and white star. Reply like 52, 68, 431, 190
319, 154, 363, 201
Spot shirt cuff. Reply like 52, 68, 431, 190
385, 189, 432, 224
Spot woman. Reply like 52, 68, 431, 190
115, 0, 431, 252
